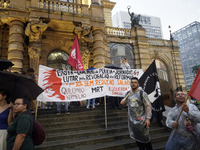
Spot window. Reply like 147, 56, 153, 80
155, 59, 170, 95
110, 43, 135, 68
47, 50, 72, 70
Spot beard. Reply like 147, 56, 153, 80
131, 86, 138, 91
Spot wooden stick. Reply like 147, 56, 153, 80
123, 91, 131, 101
104, 96, 107, 130
176, 95, 190, 122
35, 100, 38, 120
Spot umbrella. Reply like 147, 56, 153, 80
0, 59, 14, 70
0, 71, 43, 102
104, 64, 122, 69
87, 67, 96, 71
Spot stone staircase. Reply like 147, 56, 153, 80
35, 104, 170, 150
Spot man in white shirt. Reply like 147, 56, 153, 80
120, 58, 131, 69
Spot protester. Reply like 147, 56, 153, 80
86, 98, 96, 109
120, 58, 131, 69
0, 89, 13, 150
165, 91, 200, 150
109, 96, 121, 110
56, 102, 69, 114
7, 97, 34, 150
120, 77, 153, 150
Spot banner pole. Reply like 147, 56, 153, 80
176, 95, 189, 122
35, 100, 38, 120
104, 96, 107, 130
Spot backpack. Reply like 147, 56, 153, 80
32, 119, 45, 145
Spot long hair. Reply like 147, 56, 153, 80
0, 88, 10, 103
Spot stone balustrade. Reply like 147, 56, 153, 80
0, 0, 10, 8
105, 27, 131, 36
148, 38, 177, 47
38, 0, 84, 14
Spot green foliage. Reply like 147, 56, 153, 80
192, 64, 200, 75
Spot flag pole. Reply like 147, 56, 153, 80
35, 100, 38, 120
176, 95, 190, 122
104, 96, 107, 129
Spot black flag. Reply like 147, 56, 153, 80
139, 60, 165, 113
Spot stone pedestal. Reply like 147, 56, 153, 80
8, 20, 24, 73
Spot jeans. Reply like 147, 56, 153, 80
165, 131, 196, 150
87, 98, 95, 107
57, 102, 69, 112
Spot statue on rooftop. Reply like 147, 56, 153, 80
128, 6, 142, 28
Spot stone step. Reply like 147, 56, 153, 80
37, 107, 127, 119
45, 125, 168, 142
35, 131, 169, 150
37, 104, 125, 116
34, 105, 169, 150
39, 114, 127, 127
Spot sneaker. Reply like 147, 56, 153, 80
86, 106, 90, 109
56, 112, 61, 115
65, 111, 70, 114
92, 105, 95, 109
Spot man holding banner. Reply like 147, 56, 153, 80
121, 77, 153, 150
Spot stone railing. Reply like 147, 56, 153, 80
37, 0, 87, 15
105, 27, 131, 36
148, 38, 173, 47
0, 0, 10, 8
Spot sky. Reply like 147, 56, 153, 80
111, 0, 200, 39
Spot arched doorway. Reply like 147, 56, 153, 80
155, 59, 172, 106
109, 43, 135, 68
47, 50, 71, 70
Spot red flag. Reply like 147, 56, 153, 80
68, 36, 84, 71
188, 67, 200, 101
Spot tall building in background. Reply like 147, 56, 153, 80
173, 21, 200, 89
112, 11, 163, 39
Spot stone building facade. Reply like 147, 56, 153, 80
0, 0, 185, 106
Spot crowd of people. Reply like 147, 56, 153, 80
1, 61, 200, 150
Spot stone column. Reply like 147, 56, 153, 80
8, 20, 24, 73
92, 28, 105, 68
25, 21, 47, 73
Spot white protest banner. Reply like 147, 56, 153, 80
37, 65, 143, 102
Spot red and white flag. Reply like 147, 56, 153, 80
188, 67, 200, 101
68, 36, 84, 71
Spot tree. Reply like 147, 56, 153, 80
192, 64, 200, 75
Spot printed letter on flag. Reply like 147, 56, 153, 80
68, 36, 84, 71
139, 60, 165, 112
188, 67, 200, 101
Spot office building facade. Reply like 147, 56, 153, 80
173, 21, 200, 89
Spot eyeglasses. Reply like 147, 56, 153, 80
14, 103, 24, 106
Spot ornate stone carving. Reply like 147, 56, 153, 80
81, 26, 93, 43
74, 25, 93, 43
28, 46, 41, 73
25, 21, 47, 42
81, 49, 90, 69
